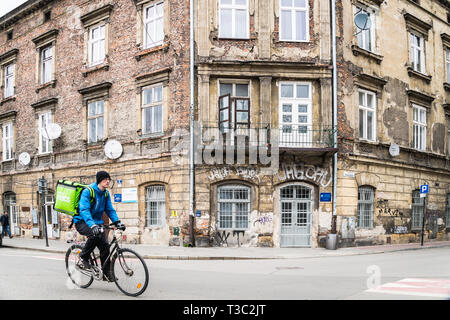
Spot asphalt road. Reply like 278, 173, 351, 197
1, 246, 449, 300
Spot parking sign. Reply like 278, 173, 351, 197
420, 185, 429, 194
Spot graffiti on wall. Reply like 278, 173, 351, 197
208, 167, 261, 182
376, 199, 404, 218
277, 163, 332, 187
253, 214, 273, 226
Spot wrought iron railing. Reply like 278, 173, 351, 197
199, 123, 336, 149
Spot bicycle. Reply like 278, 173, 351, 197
65, 223, 149, 297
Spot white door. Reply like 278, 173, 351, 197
279, 82, 312, 148
11, 205, 19, 235
45, 194, 59, 239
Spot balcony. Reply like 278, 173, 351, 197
199, 123, 337, 158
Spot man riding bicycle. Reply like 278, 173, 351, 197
74, 170, 125, 282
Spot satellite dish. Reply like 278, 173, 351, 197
18, 152, 31, 166
354, 12, 371, 30
389, 143, 400, 157
104, 139, 123, 160
43, 123, 62, 140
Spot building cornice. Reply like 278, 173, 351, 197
0, 0, 54, 30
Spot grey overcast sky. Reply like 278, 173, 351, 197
0, 0, 29, 18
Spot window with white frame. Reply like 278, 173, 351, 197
4, 64, 14, 98
357, 186, 374, 228
40, 46, 53, 84
142, 84, 163, 134
219, 0, 248, 39
88, 24, 105, 66
412, 104, 426, 151
358, 89, 376, 141
446, 50, 450, 83
39, 112, 52, 154
143, 1, 164, 49
280, 0, 309, 42
355, 6, 374, 52
87, 100, 104, 143
217, 184, 250, 230
410, 33, 425, 73
2, 122, 13, 161
145, 185, 165, 226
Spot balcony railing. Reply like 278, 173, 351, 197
199, 123, 336, 150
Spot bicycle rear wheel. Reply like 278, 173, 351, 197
65, 244, 94, 288
111, 248, 149, 297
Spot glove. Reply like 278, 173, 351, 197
91, 224, 101, 236
114, 220, 126, 231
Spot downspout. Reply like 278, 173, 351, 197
331, 0, 338, 235
189, 0, 196, 246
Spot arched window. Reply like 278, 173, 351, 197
217, 184, 250, 230
145, 185, 166, 227
357, 186, 374, 228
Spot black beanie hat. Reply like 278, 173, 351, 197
96, 171, 111, 184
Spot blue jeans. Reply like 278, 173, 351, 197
2, 225, 11, 238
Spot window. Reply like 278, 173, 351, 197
358, 89, 376, 141
145, 185, 165, 226
4, 64, 14, 98
88, 24, 105, 66
355, 6, 374, 51
446, 194, 450, 228
142, 84, 163, 134
280, 0, 308, 42
143, 1, 164, 49
357, 186, 374, 228
410, 33, 425, 73
40, 46, 53, 84
39, 112, 52, 154
279, 82, 312, 147
446, 50, 450, 83
411, 190, 424, 230
6, 30, 13, 41
87, 100, 104, 143
219, 0, 248, 39
44, 10, 51, 22
217, 184, 250, 230
218, 81, 250, 132
2, 123, 13, 161
412, 104, 426, 151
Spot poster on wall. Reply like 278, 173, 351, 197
122, 188, 138, 203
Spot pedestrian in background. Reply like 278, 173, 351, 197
0, 211, 12, 238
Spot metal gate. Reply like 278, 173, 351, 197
280, 185, 312, 247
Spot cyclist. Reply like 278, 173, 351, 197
73, 170, 125, 282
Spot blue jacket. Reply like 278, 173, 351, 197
73, 183, 119, 228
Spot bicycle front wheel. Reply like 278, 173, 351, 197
65, 244, 94, 289
111, 248, 149, 297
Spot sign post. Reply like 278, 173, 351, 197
420, 184, 429, 246
38, 177, 49, 247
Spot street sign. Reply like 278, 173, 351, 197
114, 194, 122, 203
420, 185, 429, 194
320, 193, 332, 202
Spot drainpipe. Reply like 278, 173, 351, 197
331, 0, 338, 235
189, 0, 196, 246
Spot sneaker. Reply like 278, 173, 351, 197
103, 272, 117, 282
76, 259, 91, 270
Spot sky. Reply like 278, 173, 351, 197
0, 0, 29, 18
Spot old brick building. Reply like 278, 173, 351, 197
0, 0, 192, 244
336, 0, 450, 246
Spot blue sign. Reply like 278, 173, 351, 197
196, 210, 201, 217
114, 194, 122, 203
420, 185, 429, 194
320, 193, 332, 202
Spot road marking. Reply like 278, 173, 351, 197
0, 253, 65, 261
366, 278, 450, 298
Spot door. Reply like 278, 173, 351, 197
280, 185, 312, 247
279, 82, 312, 148
4, 192, 19, 235
44, 194, 59, 239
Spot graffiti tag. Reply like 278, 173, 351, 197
277, 163, 332, 187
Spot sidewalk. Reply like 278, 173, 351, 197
3, 237, 450, 260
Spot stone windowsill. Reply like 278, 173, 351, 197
135, 43, 170, 61
351, 45, 383, 64
406, 67, 432, 83
82, 62, 109, 77
0, 95, 16, 105
137, 132, 166, 142
36, 80, 56, 93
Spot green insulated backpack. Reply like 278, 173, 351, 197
53, 180, 96, 216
